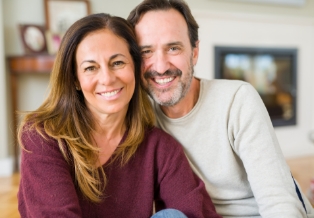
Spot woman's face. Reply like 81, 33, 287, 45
76, 29, 135, 118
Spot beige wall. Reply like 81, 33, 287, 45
4, 0, 314, 54
1, 0, 314, 175
0, 1, 9, 158
0, 0, 14, 175
190, 0, 314, 18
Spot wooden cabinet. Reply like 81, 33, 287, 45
8, 54, 55, 74
7, 54, 55, 172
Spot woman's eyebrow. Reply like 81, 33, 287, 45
80, 60, 96, 67
79, 54, 127, 66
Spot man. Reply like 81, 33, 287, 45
128, 0, 314, 217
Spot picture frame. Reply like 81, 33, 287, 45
45, 31, 63, 55
19, 24, 48, 54
44, 0, 91, 34
214, 46, 297, 127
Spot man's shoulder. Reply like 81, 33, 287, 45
201, 78, 248, 88
200, 79, 250, 96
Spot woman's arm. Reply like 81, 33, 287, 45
152, 128, 222, 218
18, 128, 82, 218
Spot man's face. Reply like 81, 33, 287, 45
134, 9, 199, 106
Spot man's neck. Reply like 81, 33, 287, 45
160, 77, 200, 119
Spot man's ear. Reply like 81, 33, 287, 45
192, 40, 200, 66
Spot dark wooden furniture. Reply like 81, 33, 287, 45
7, 54, 55, 172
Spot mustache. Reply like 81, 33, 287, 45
144, 69, 182, 79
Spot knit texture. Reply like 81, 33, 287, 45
154, 79, 308, 218
18, 126, 221, 218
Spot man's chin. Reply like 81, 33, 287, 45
150, 94, 177, 107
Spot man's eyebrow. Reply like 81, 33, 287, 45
167, 41, 184, 47
139, 42, 184, 50
139, 45, 152, 50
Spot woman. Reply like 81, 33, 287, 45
17, 13, 221, 218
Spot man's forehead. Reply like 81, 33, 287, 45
134, 9, 189, 45
136, 9, 186, 28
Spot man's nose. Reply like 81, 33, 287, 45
152, 51, 170, 74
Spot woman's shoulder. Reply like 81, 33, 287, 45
143, 126, 183, 153
20, 121, 59, 154
145, 126, 179, 141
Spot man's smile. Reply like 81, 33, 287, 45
154, 77, 175, 85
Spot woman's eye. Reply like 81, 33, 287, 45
84, 66, 96, 72
113, 61, 125, 66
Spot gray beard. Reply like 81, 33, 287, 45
144, 59, 194, 107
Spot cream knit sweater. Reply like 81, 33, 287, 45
154, 79, 312, 218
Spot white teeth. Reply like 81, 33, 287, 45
101, 89, 119, 97
155, 77, 174, 85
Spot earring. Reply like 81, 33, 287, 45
76, 86, 80, 90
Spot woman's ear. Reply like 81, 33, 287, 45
75, 81, 81, 90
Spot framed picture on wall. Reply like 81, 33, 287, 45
44, 0, 91, 34
19, 24, 48, 54
214, 46, 298, 127
45, 31, 63, 55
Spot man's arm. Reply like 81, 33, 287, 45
229, 83, 307, 218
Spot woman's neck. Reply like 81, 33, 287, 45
91, 109, 128, 165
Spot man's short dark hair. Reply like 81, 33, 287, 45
127, 0, 199, 48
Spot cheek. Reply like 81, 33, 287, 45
78, 77, 87, 90
142, 59, 150, 72
140, 65, 146, 79
123, 70, 136, 92
131, 80, 136, 95
129, 74, 136, 92
78, 76, 94, 93
169, 55, 187, 71
171, 56, 190, 71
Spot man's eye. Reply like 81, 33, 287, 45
169, 47, 180, 51
141, 50, 152, 56
168, 46, 181, 55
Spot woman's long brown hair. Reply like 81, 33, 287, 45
18, 13, 155, 202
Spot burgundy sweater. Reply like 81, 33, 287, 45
18, 126, 221, 218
